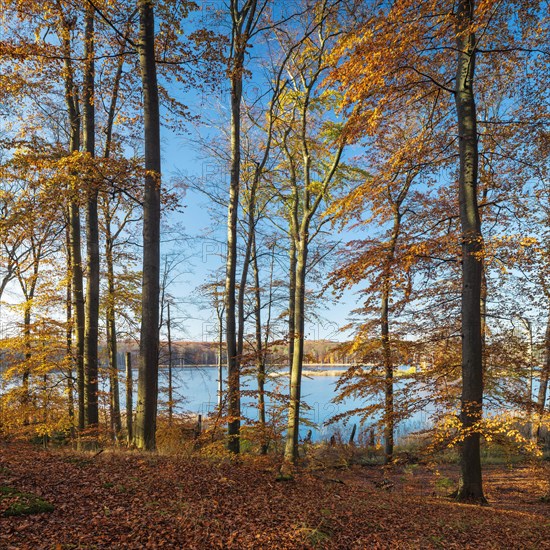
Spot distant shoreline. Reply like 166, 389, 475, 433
156, 364, 417, 377
158, 364, 354, 373
268, 369, 348, 377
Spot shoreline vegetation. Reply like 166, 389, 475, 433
157, 365, 418, 378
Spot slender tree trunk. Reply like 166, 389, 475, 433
455, 0, 486, 503
105, 220, 122, 438
65, 223, 75, 434
19, 264, 38, 423
252, 234, 267, 454
69, 205, 85, 430
167, 302, 173, 425
102, 29, 127, 442
237, 173, 263, 363
125, 352, 133, 444
283, 229, 308, 466
21, 303, 32, 419
225, 48, 243, 456
381, 276, 393, 464
60, 21, 85, 432
237, 203, 255, 361
217, 304, 224, 410
224, 0, 259, 454
135, 0, 161, 451
535, 312, 550, 441
288, 216, 297, 375
83, 6, 99, 430
380, 212, 400, 464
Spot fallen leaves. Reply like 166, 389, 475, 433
0, 441, 548, 549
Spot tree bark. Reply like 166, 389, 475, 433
83, 5, 99, 430
60, 19, 85, 432
225, 65, 242, 451
225, 0, 258, 453
105, 219, 122, 438
134, 0, 162, 451
381, 210, 403, 464
380, 175, 410, 463
283, 228, 308, 465
125, 352, 133, 444
65, 222, 75, 435
102, 28, 127, 442
217, 302, 224, 410
167, 301, 173, 425
69, 204, 85, 430
535, 312, 550, 440
252, 234, 268, 454
455, 0, 486, 503
288, 199, 297, 375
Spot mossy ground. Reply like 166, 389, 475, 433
0, 485, 54, 517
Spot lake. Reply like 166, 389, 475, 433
145, 366, 432, 442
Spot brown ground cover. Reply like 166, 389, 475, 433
1, 441, 548, 549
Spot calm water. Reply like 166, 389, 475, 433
144, 366, 431, 442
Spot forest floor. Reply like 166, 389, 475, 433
0, 440, 549, 549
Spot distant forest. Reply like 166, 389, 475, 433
117, 340, 357, 368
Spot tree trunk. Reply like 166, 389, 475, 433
217, 304, 224, 410
288, 213, 297, 375
455, 0, 486, 503
381, 266, 393, 464
60, 20, 85, 432
380, 179, 409, 464
125, 352, 133, 444
225, 42, 244, 455
102, 26, 126, 442
283, 230, 308, 466
252, 234, 268, 454
69, 205, 85, 431
21, 302, 32, 419
237, 203, 254, 361
65, 223, 75, 435
105, 223, 122, 438
380, 212, 398, 464
225, 75, 241, 452
224, 0, 258, 454
83, 5, 99, 430
535, 312, 550, 441
167, 301, 173, 425
135, 0, 162, 451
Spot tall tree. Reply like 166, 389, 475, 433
58, 11, 86, 432
134, 0, 162, 451
83, 3, 100, 431
275, 2, 346, 468
224, 0, 260, 454
454, 0, 485, 502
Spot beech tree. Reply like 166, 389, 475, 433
83, 3, 100, 432
329, 111, 446, 463
223, 0, 263, 454
328, 0, 548, 500
133, 0, 162, 451
270, 1, 347, 469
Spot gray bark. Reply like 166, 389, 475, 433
83, 6, 99, 429
252, 234, 268, 454
126, 352, 133, 444
135, 0, 162, 451
535, 313, 550, 440
167, 301, 173, 425
225, 0, 259, 454
455, 0, 486, 503
60, 19, 85, 431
